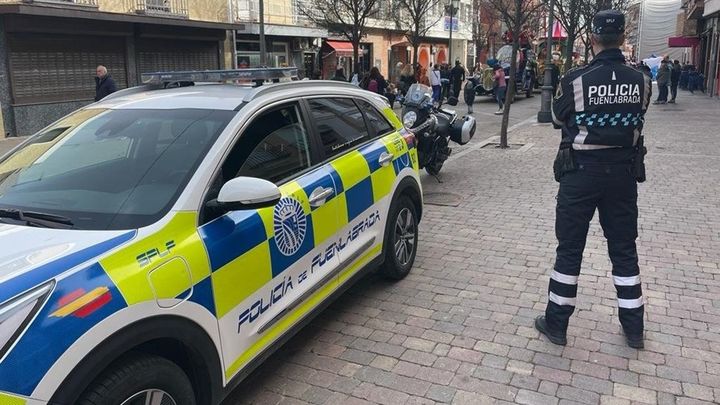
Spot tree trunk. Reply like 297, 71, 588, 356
563, 32, 577, 72
413, 43, 419, 66
583, 32, 591, 62
563, 0, 579, 73
353, 37, 361, 77
499, 31, 520, 149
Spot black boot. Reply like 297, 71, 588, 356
535, 315, 567, 346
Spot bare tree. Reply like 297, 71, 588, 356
577, 0, 630, 60
551, 0, 583, 72
391, 0, 444, 66
298, 0, 379, 74
472, 0, 498, 63
486, 0, 545, 148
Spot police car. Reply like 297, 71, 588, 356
0, 68, 422, 405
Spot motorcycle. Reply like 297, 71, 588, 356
398, 83, 477, 176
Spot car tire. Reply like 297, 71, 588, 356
76, 353, 196, 405
380, 195, 419, 280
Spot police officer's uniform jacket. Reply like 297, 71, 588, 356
544, 47, 651, 339
552, 48, 652, 163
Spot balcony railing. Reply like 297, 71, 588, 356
0, 0, 97, 6
132, 0, 188, 18
234, 0, 320, 27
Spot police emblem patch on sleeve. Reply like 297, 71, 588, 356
273, 197, 307, 256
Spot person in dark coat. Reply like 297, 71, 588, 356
360, 67, 388, 95
331, 68, 347, 81
440, 64, 451, 101
450, 60, 466, 99
669, 60, 681, 103
95, 65, 117, 101
463, 79, 476, 114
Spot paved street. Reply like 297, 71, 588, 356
2, 90, 718, 405
223, 90, 720, 405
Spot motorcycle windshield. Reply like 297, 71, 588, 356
405, 84, 433, 106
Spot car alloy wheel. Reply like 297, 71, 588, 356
121, 389, 177, 405
394, 207, 416, 267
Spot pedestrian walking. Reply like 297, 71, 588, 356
463, 78, 476, 114
94, 65, 117, 101
360, 67, 388, 95
536, 9, 651, 349
331, 68, 347, 82
450, 60, 465, 99
350, 71, 361, 86
669, 59, 681, 103
399, 64, 415, 96
654, 59, 670, 104
440, 64, 451, 101
415, 64, 430, 87
429, 64, 442, 103
493, 64, 506, 115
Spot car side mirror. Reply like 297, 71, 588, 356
207, 177, 281, 211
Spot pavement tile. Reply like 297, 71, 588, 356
614, 383, 657, 404
557, 385, 601, 405
426, 384, 457, 402
515, 389, 559, 405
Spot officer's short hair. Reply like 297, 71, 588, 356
594, 33, 624, 48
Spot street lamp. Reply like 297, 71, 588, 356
259, 0, 267, 67
387, 45, 392, 82
537, 0, 556, 123
446, 0, 460, 65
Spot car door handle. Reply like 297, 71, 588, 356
378, 152, 393, 167
309, 187, 334, 207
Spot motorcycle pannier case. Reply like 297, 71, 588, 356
449, 116, 476, 145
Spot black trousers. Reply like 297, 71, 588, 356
545, 163, 644, 336
670, 82, 678, 101
657, 84, 668, 102
452, 80, 462, 99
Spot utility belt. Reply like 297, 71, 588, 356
553, 136, 646, 183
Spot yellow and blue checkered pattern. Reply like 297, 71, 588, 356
200, 130, 415, 319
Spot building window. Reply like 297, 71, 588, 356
236, 40, 288, 67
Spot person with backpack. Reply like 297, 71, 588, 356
361, 67, 388, 95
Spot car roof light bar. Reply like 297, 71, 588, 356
141, 68, 299, 85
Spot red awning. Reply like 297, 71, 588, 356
668, 36, 699, 48
326, 41, 354, 57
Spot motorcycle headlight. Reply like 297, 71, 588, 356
0, 281, 54, 361
403, 111, 418, 127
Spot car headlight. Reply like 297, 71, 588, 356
0, 281, 54, 361
403, 111, 418, 127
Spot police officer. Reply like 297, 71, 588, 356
534, 10, 651, 349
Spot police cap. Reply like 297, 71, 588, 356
592, 10, 625, 35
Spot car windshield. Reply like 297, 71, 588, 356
0, 108, 235, 230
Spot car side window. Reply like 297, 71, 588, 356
223, 104, 312, 185
202, 104, 311, 224
355, 99, 394, 136
307, 98, 369, 159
